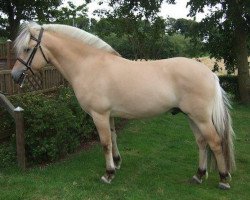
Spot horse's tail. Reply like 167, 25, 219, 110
210, 74, 236, 172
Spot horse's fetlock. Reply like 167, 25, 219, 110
219, 172, 231, 182
197, 168, 207, 179
106, 169, 116, 175
113, 155, 121, 163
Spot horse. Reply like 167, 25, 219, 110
11, 22, 235, 189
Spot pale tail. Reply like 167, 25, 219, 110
210, 75, 236, 172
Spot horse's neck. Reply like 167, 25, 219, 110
44, 32, 100, 84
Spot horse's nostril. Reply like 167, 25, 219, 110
11, 69, 24, 84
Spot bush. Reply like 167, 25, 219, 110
219, 75, 239, 100
0, 87, 96, 166
0, 141, 17, 168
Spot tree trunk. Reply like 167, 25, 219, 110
8, 20, 20, 40
235, 28, 250, 103
230, 0, 250, 103
6, 1, 20, 40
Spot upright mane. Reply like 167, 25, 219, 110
14, 21, 120, 56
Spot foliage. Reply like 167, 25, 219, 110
0, 0, 89, 39
93, 16, 165, 59
0, 142, 16, 168
219, 75, 239, 100
166, 18, 205, 57
187, 0, 250, 102
0, 0, 62, 39
53, 1, 89, 28
92, 0, 181, 60
0, 87, 95, 166
167, 33, 202, 58
109, 0, 174, 20
93, 17, 203, 59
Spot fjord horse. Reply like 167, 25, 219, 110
11, 22, 235, 189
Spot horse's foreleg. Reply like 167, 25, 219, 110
92, 113, 115, 183
110, 117, 122, 169
189, 119, 208, 184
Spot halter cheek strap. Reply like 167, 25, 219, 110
16, 27, 49, 75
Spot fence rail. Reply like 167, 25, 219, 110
0, 66, 67, 95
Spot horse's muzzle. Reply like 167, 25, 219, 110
11, 69, 26, 87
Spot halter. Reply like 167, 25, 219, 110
17, 27, 49, 75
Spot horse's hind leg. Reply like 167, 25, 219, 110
92, 112, 115, 183
188, 119, 208, 184
110, 117, 122, 169
191, 118, 231, 189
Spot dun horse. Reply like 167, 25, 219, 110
11, 22, 235, 189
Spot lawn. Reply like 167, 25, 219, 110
0, 103, 249, 200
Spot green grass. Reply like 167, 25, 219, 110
0, 103, 249, 200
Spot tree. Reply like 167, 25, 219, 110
92, 0, 177, 60
187, 0, 250, 102
92, 17, 169, 59
54, 1, 89, 29
166, 18, 206, 57
0, 0, 62, 39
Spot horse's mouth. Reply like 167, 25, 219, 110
18, 73, 27, 88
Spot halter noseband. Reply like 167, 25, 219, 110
17, 27, 49, 75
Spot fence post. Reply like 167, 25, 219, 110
14, 106, 26, 170
6, 39, 12, 69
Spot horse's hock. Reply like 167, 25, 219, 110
0, 92, 26, 169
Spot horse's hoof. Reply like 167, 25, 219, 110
100, 170, 115, 184
191, 175, 202, 184
101, 176, 111, 184
218, 182, 231, 190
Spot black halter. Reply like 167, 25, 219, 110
17, 28, 49, 75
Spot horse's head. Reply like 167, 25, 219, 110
12, 22, 49, 86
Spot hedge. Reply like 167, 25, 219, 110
0, 87, 96, 167
218, 75, 239, 100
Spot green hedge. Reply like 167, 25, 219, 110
0, 87, 95, 167
218, 75, 239, 100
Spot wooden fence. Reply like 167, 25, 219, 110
0, 41, 67, 95
0, 40, 15, 70
0, 66, 67, 95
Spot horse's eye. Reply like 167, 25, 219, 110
24, 48, 31, 52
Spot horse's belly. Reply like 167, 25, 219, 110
110, 109, 169, 119
110, 95, 175, 119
